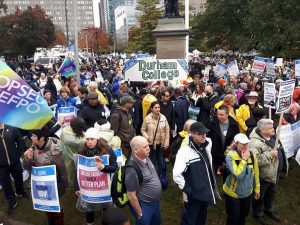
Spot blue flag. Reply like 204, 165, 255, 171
58, 58, 77, 78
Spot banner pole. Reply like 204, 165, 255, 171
269, 107, 272, 119
274, 113, 283, 150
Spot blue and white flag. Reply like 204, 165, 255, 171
57, 58, 77, 78
31, 165, 61, 213
214, 62, 228, 77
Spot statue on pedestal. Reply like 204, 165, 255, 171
164, 0, 180, 17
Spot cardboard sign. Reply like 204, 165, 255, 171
124, 59, 188, 81
264, 83, 276, 109
57, 106, 77, 128
31, 165, 61, 212
227, 60, 240, 76
252, 57, 266, 73
276, 80, 295, 114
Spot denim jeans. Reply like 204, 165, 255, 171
130, 200, 161, 225
149, 145, 163, 177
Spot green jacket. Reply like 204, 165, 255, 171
249, 128, 288, 184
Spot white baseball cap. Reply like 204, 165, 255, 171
234, 133, 250, 144
85, 128, 100, 139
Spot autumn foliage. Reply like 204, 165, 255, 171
78, 27, 109, 52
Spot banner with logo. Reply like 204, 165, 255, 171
265, 58, 276, 77
31, 165, 60, 213
0, 61, 53, 130
264, 83, 276, 109
77, 155, 111, 203
227, 60, 240, 76
57, 106, 77, 128
214, 62, 228, 77
276, 80, 295, 114
252, 57, 266, 73
295, 60, 300, 78
124, 59, 188, 81
58, 58, 77, 78
279, 120, 300, 158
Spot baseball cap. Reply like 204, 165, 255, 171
85, 128, 100, 139
234, 133, 250, 144
190, 122, 209, 135
248, 91, 258, 97
120, 96, 135, 105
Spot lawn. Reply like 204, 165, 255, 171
1, 160, 299, 225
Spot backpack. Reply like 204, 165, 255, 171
111, 160, 143, 208
222, 151, 255, 178
169, 135, 185, 165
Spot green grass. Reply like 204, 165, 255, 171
1, 160, 299, 225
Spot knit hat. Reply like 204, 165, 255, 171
85, 128, 100, 139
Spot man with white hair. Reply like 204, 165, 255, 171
249, 119, 288, 225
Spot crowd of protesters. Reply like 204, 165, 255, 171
1, 54, 299, 225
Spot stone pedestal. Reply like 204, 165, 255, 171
153, 17, 189, 59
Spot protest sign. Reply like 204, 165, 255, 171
264, 83, 276, 109
279, 120, 300, 158
276, 80, 295, 114
252, 57, 266, 73
265, 58, 276, 77
0, 61, 53, 130
274, 58, 283, 67
124, 59, 188, 81
227, 60, 240, 76
77, 154, 111, 203
295, 60, 300, 78
214, 62, 227, 77
113, 149, 124, 168
57, 58, 77, 78
57, 106, 77, 128
31, 165, 61, 213
295, 148, 300, 165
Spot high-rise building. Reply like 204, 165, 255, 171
98, 0, 109, 32
190, 0, 207, 16
2, 0, 95, 40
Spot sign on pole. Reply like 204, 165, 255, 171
77, 155, 112, 203
276, 80, 295, 114
124, 59, 188, 81
31, 165, 61, 213
252, 56, 266, 73
264, 83, 276, 109
227, 60, 240, 76
214, 62, 227, 77
295, 60, 300, 78
265, 58, 276, 77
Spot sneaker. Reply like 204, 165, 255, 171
264, 210, 280, 222
253, 215, 269, 225
7, 202, 18, 215
16, 192, 30, 200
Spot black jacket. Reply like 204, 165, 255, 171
133, 97, 143, 135
159, 100, 175, 130
79, 103, 106, 128
0, 125, 25, 166
207, 116, 239, 158
174, 96, 189, 132
196, 94, 219, 126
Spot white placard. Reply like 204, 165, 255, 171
264, 83, 276, 109
276, 80, 295, 114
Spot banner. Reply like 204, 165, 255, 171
57, 106, 77, 128
295, 60, 300, 78
113, 148, 124, 168
58, 58, 77, 78
77, 154, 111, 203
274, 58, 283, 67
124, 59, 188, 81
0, 61, 53, 130
279, 120, 300, 158
252, 57, 266, 73
227, 60, 240, 76
214, 62, 228, 77
31, 165, 61, 213
264, 83, 276, 109
265, 58, 276, 77
276, 79, 295, 114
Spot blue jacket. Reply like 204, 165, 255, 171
174, 96, 189, 132
55, 96, 79, 118
111, 77, 120, 98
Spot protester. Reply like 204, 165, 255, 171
125, 136, 162, 225
74, 128, 117, 225
282, 102, 300, 125
214, 94, 237, 120
43, 89, 56, 108
174, 88, 189, 133
223, 133, 260, 225
134, 88, 148, 135
55, 87, 78, 119
173, 122, 220, 225
0, 123, 28, 215
249, 119, 288, 225
44, 76, 58, 102
88, 81, 108, 105
23, 127, 68, 225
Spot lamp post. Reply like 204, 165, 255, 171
95, 31, 99, 54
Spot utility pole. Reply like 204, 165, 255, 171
73, 0, 80, 82
95, 31, 99, 54
65, 0, 69, 45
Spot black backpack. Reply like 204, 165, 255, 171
110, 160, 143, 208
169, 135, 185, 165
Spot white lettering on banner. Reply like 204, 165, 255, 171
0, 75, 47, 114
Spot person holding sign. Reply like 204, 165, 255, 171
249, 119, 288, 225
236, 91, 263, 133
23, 127, 68, 225
74, 128, 118, 225
54, 87, 78, 119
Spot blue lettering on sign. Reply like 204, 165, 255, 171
32, 166, 55, 176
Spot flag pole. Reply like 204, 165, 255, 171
73, 0, 80, 83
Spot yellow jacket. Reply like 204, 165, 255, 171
142, 94, 157, 119
87, 87, 108, 105
214, 100, 237, 121
236, 104, 262, 133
